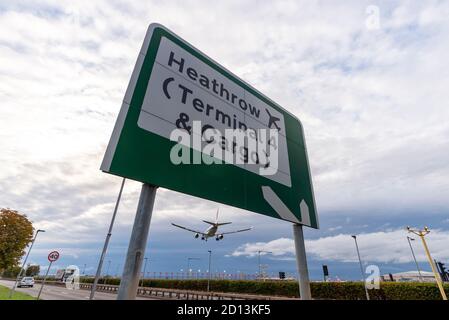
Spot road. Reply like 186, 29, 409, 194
0, 279, 158, 300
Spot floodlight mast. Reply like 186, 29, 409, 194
406, 226, 447, 300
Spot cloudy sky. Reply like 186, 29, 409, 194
1, 0, 449, 280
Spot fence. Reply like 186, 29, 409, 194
36, 280, 295, 300
98, 271, 296, 281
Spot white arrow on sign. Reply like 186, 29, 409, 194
261, 186, 311, 226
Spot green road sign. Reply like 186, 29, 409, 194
101, 23, 318, 228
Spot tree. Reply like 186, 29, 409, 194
1, 266, 21, 278
0, 208, 34, 271
25, 264, 40, 277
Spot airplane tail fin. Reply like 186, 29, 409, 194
203, 220, 232, 226
214, 208, 231, 226
203, 209, 231, 226
216, 222, 232, 226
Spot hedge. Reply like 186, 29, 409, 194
79, 278, 449, 300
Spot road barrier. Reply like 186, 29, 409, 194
34, 280, 295, 300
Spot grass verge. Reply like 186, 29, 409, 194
0, 285, 35, 300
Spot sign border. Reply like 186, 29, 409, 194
101, 23, 319, 229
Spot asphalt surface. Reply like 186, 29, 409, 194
0, 279, 158, 300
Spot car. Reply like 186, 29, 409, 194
18, 277, 34, 288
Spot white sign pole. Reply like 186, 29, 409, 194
293, 223, 311, 300
117, 183, 157, 300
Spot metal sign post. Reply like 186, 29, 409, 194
37, 251, 59, 300
293, 223, 311, 300
117, 183, 157, 300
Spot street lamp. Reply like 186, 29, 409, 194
187, 257, 200, 279
257, 250, 272, 280
9, 229, 45, 298
104, 260, 111, 285
90, 177, 126, 300
407, 226, 447, 300
406, 236, 423, 282
351, 235, 370, 300
140, 257, 149, 287
207, 250, 212, 292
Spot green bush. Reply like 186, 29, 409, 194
78, 277, 449, 300
311, 281, 449, 300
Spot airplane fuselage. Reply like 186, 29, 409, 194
171, 210, 251, 241
204, 225, 218, 238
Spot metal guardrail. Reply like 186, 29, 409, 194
38, 280, 296, 300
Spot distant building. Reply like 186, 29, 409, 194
381, 271, 436, 282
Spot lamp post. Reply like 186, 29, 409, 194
257, 250, 272, 280
407, 226, 447, 300
207, 250, 212, 292
187, 257, 200, 279
351, 235, 370, 300
90, 177, 125, 300
406, 236, 423, 282
104, 260, 111, 285
9, 229, 45, 298
140, 257, 148, 287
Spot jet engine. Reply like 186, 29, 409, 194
194, 233, 199, 238
216, 234, 224, 241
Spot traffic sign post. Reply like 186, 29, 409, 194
293, 224, 311, 299
37, 251, 59, 300
102, 23, 319, 299
117, 183, 157, 300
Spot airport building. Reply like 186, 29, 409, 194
381, 271, 436, 282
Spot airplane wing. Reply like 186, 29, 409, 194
171, 223, 206, 235
219, 227, 252, 235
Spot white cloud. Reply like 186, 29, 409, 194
0, 1, 449, 252
231, 229, 449, 264
231, 238, 295, 258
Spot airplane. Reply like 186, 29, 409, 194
171, 209, 252, 241
265, 108, 281, 132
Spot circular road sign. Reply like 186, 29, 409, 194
48, 251, 60, 262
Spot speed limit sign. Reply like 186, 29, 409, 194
37, 251, 61, 299
48, 251, 60, 262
